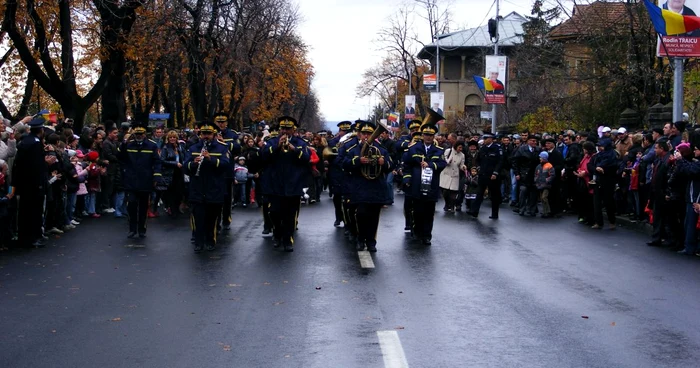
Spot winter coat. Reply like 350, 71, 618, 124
234, 163, 254, 183
0, 138, 16, 162
74, 162, 88, 195
160, 143, 185, 187
535, 162, 554, 190
513, 144, 541, 185
86, 163, 103, 192
439, 148, 465, 191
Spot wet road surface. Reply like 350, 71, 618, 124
2, 195, 700, 367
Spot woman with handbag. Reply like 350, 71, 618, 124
439, 141, 466, 212
160, 131, 185, 217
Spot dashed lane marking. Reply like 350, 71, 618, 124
358, 251, 375, 268
377, 330, 409, 368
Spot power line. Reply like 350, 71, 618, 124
435, 0, 497, 53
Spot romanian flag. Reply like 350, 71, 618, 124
388, 111, 399, 122
472, 76, 503, 92
643, 0, 700, 36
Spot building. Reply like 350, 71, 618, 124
417, 12, 526, 126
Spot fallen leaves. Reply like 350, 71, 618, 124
223, 345, 232, 351
611, 322, 616, 326
227, 283, 240, 287
111, 317, 122, 322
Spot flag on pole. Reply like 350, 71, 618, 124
472, 76, 504, 92
643, 0, 700, 36
388, 111, 399, 122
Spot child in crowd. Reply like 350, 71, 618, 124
234, 157, 254, 207
71, 151, 88, 224
0, 159, 14, 251
85, 151, 106, 218
465, 167, 479, 211
535, 151, 554, 218
625, 151, 642, 221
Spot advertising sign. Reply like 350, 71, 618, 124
484, 55, 507, 104
430, 92, 445, 124
423, 74, 437, 91
405, 95, 416, 120
656, 0, 700, 57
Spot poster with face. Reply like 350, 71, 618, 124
430, 92, 445, 123
656, 0, 700, 56
484, 55, 507, 104
405, 95, 416, 119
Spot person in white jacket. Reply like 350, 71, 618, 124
439, 141, 466, 212
0, 123, 17, 162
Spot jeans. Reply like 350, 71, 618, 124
85, 192, 97, 214
684, 203, 699, 253
114, 191, 126, 216
235, 183, 246, 203
65, 192, 77, 223
510, 169, 518, 203
386, 171, 394, 203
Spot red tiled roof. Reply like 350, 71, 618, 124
549, 1, 639, 39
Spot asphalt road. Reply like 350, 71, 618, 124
2, 194, 700, 368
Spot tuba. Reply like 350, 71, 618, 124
421, 107, 445, 129
360, 121, 390, 180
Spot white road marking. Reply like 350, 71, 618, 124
358, 251, 375, 268
377, 330, 409, 368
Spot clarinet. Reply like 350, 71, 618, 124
195, 142, 209, 177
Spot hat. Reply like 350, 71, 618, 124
539, 151, 549, 160
197, 120, 217, 133
87, 151, 99, 162
132, 121, 147, 134
482, 133, 494, 139
76, 150, 85, 159
421, 122, 437, 135
337, 121, 352, 131
617, 127, 627, 134
677, 142, 692, 158
467, 140, 479, 147
28, 116, 46, 128
512, 134, 521, 140
356, 120, 376, 134
66, 149, 76, 157
544, 137, 556, 144
602, 127, 611, 133
674, 121, 687, 132
214, 112, 228, 123
237, 156, 246, 161
411, 131, 423, 139
278, 116, 298, 129
652, 127, 664, 135
407, 119, 422, 130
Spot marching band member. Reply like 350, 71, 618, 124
343, 120, 392, 252
118, 121, 163, 239
214, 112, 241, 231
259, 116, 311, 252
403, 121, 446, 245
258, 126, 278, 236
184, 121, 230, 253
400, 127, 423, 233
327, 121, 352, 227
338, 122, 359, 241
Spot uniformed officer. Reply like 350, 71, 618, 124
214, 112, 241, 231
403, 121, 446, 245
12, 116, 49, 248
343, 120, 392, 252
400, 128, 423, 232
184, 121, 230, 252
338, 122, 359, 241
327, 121, 352, 227
259, 116, 311, 252
468, 133, 503, 219
258, 125, 278, 236
117, 121, 163, 239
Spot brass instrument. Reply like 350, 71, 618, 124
422, 107, 445, 129
360, 121, 390, 180
322, 132, 353, 160
280, 134, 290, 153
195, 142, 209, 177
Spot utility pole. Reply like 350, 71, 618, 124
673, 58, 683, 122
491, 0, 499, 134
436, 36, 440, 93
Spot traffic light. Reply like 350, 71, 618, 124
488, 18, 498, 41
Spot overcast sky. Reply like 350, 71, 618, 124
296, 0, 541, 123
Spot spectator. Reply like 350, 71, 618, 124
160, 130, 185, 217
0, 159, 13, 251
85, 151, 106, 218
439, 141, 466, 212
234, 157, 254, 207
590, 138, 618, 230
535, 151, 555, 218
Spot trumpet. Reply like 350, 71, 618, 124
195, 142, 209, 177
280, 134, 290, 153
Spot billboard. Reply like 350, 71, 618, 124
405, 95, 416, 120
656, 0, 700, 57
423, 74, 437, 90
430, 92, 445, 123
484, 55, 507, 104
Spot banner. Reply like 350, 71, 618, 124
423, 74, 437, 91
430, 92, 445, 124
655, 0, 700, 57
404, 95, 416, 120
484, 55, 507, 104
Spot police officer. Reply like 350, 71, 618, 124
12, 116, 49, 248
184, 121, 230, 252
259, 116, 311, 252
118, 121, 163, 239
338, 122, 359, 241
214, 112, 241, 231
327, 121, 352, 227
343, 121, 392, 252
468, 133, 503, 219
403, 121, 446, 245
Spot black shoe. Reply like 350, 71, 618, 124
404, 226, 411, 232
223, 224, 231, 231
367, 244, 377, 252
31, 239, 47, 248
356, 241, 365, 251
127, 231, 137, 239
509, 201, 517, 207
540, 214, 552, 218
421, 238, 432, 246
284, 244, 294, 252
273, 238, 281, 248
334, 221, 341, 227
467, 211, 478, 218
194, 244, 203, 253
262, 228, 271, 235
190, 237, 195, 243
348, 234, 357, 242
205, 244, 215, 251
138, 233, 146, 238
646, 241, 662, 247
489, 215, 499, 220
455, 207, 462, 212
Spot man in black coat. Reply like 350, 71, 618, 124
647, 140, 673, 246
12, 117, 50, 247
544, 138, 565, 215
468, 134, 503, 219
560, 134, 582, 213
513, 136, 541, 216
